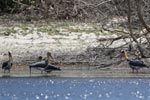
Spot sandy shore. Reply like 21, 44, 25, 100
1, 65, 150, 78
0, 23, 150, 78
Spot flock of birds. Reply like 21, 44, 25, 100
2, 52, 61, 74
1, 50, 149, 74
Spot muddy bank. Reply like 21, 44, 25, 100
1, 66, 150, 78
0, 31, 149, 69
0, 32, 150, 77
0, 22, 150, 71
0, 26, 127, 67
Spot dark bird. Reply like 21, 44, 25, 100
44, 64, 61, 73
2, 52, 13, 73
29, 52, 61, 74
121, 50, 149, 73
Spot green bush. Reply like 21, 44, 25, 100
0, 0, 35, 13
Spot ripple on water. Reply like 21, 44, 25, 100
0, 78, 149, 100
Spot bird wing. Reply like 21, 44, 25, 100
29, 61, 47, 68
45, 64, 61, 71
129, 60, 147, 67
2, 61, 8, 69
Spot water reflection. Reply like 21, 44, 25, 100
0, 78, 150, 100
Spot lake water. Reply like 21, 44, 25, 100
0, 77, 150, 100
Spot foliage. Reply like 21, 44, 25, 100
0, 0, 35, 13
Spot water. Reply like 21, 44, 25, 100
0, 77, 150, 100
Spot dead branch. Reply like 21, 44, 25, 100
135, 0, 150, 33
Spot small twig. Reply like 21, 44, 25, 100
12, 0, 29, 7
95, 0, 113, 7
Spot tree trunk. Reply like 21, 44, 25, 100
127, 0, 146, 58
135, 0, 150, 33
41, 0, 49, 18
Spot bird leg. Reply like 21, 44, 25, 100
3, 69, 10, 73
132, 68, 135, 73
8, 69, 10, 73
136, 67, 141, 73
41, 70, 44, 74
4, 69, 6, 73
132, 67, 139, 73
130, 66, 135, 73
30, 67, 31, 74
136, 69, 139, 73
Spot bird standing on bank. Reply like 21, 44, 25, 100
2, 52, 13, 73
121, 50, 149, 73
29, 52, 61, 74
44, 52, 61, 72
